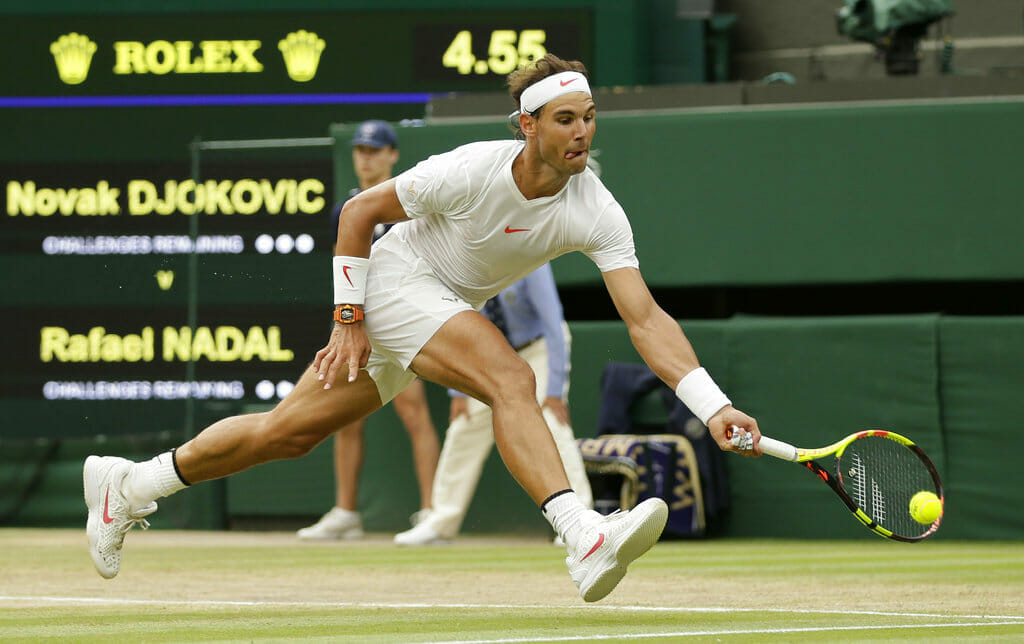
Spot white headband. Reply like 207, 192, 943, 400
519, 71, 592, 114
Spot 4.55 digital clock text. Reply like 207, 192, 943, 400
441, 29, 547, 75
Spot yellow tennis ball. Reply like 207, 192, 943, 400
909, 491, 942, 524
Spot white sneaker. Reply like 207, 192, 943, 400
408, 508, 432, 527
83, 455, 158, 579
296, 507, 363, 540
566, 497, 668, 602
393, 522, 451, 546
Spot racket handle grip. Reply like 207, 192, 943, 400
726, 426, 800, 461
758, 435, 799, 461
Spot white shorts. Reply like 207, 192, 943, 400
362, 233, 474, 403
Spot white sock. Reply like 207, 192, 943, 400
123, 451, 188, 510
542, 491, 600, 550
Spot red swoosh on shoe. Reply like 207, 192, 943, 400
504, 226, 530, 233
102, 487, 114, 524
580, 533, 605, 561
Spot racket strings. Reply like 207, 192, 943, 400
837, 435, 936, 537
848, 452, 867, 512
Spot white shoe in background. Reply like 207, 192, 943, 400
296, 507, 364, 540
408, 508, 432, 528
393, 522, 451, 546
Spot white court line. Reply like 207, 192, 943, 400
3, 596, 1022, 643
1, 595, 1022, 623
427, 622, 1024, 644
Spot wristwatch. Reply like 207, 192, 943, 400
334, 304, 364, 325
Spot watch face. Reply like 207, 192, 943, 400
339, 308, 355, 321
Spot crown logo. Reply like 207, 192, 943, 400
50, 32, 98, 85
278, 30, 325, 82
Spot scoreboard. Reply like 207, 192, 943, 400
1, 156, 334, 439
5, 9, 594, 97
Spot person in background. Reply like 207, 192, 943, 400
394, 263, 592, 546
298, 120, 439, 539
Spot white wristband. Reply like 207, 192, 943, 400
333, 255, 369, 305
675, 367, 732, 426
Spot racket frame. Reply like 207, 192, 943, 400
733, 428, 944, 542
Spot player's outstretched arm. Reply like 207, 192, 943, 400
601, 267, 761, 454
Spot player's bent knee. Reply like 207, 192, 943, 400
482, 358, 536, 407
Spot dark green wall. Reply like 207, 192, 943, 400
335, 98, 1024, 288
236, 101, 1024, 539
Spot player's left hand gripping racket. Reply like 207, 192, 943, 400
726, 427, 944, 541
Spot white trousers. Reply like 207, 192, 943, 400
423, 336, 593, 538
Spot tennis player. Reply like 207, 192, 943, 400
84, 54, 761, 603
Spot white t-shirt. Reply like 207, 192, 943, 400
393, 139, 638, 307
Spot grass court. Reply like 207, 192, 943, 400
1, 529, 1021, 642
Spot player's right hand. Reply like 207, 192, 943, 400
707, 406, 762, 457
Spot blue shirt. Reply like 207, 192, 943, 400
451, 263, 569, 400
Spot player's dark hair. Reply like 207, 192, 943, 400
506, 54, 589, 137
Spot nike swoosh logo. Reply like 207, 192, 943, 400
560, 78, 577, 87
103, 487, 114, 524
342, 265, 354, 287
504, 226, 530, 233
580, 533, 605, 561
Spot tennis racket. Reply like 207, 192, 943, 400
726, 426, 944, 542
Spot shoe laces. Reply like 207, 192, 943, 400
112, 509, 153, 537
